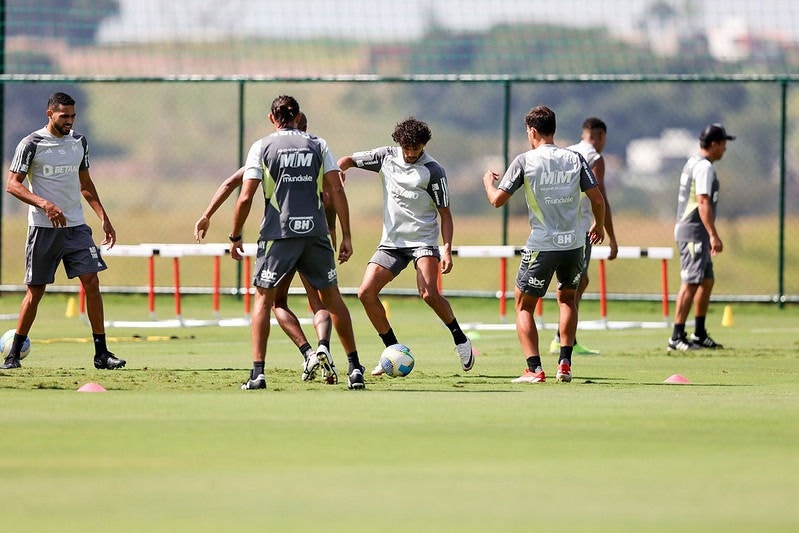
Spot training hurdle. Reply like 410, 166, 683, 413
92, 243, 262, 328
450, 245, 673, 331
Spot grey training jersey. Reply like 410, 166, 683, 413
568, 139, 601, 234
349, 146, 449, 248
498, 144, 598, 251
243, 128, 339, 241
674, 155, 719, 242
9, 127, 89, 227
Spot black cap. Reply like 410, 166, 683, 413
699, 123, 736, 144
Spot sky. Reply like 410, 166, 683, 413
97, 0, 799, 43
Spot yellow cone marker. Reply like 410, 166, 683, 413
721, 305, 734, 327
65, 296, 77, 318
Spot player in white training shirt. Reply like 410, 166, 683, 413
338, 117, 475, 375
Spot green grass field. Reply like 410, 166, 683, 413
1, 294, 797, 532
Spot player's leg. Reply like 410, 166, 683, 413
299, 273, 332, 348
357, 261, 396, 341
510, 249, 552, 383
669, 241, 703, 351
272, 270, 315, 362
1, 284, 45, 369
414, 254, 473, 371
62, 225, 124, 369
243, 286, 275, 389
689, 270, 722, 348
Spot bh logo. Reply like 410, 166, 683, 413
289, 217, 314, 234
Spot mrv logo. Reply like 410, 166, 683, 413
280, 151, 313, 167
289, 216, 315, 234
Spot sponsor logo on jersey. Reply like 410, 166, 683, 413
552, 231, 577, 248
279, 151, 313, 167
42, 164, 80, 176
289, 217, 315, 234
279, 172, 314, 183
539, 171, 573, 185
544, 195, 575, 205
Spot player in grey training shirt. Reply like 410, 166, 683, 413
483, 105, 605, 384
229, 95, 365, 390
3, 92, 125, 371
668, 123, 734, 352
338, 117, 475, 375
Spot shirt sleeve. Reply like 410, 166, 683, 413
693, 160, 714, 196
497, 154, 526, 194
578, 153, 598, 192
425, 161, 449, 208
350, 146, 389, 173
242, 139, 264, 181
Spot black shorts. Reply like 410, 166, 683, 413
515, 247, 584, 297
254, 235, 337, 290
24, 225, 107, 285
368, 246, 440, 277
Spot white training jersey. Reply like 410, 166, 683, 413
349, 146, 449, 248
498, 144, 598, 251
9, 127, 89, 227
568, 139, 601, 234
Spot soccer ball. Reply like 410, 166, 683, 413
0, 329, 30, 360
379, 343, 415, 377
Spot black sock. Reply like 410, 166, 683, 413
252, 361, 265, 379
445, 318, 468, 345
9, 333, 27, 358
318, 339, 330, 350
526, 355, 542, 372
299, 342, 313, 359
559, 345, 573, 365
379, 328, 398, 347
694, 316, 706, 338
347, 351, 361, 372
672, 324, 686, 341
93, 333, 108, 356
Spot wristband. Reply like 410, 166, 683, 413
228, 234, 242, 242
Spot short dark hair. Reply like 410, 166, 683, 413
48, 92, 75, 110
525, 105, 556, 136
391, 117, 432, 148
582, 117, 607, 132
297, 112, 307, 132
270, 95, 300, 127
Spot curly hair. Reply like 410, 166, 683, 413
391, 117, 432, 148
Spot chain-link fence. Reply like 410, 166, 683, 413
2, 75, 796, 305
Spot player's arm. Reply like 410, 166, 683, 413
697, 194, 722, 255
324, 169, 352, 264
229, 178, 259, 261
194, 167, 245, 242
6, 170, 67, 228
585, 187, 605, 245
592, 157, 618, 260
437, 206, 454, 274
482, 170, 512, 208
321, 175, 340, 250
79, 169, 116, 248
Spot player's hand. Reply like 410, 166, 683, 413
588, 223, 605, 245
710, 235, 723, 256
44, 202, 66, 228
101, 219, 116, 249
194, 216, 209, 242
440, 251, 453, 274
608, 239, 619, 260
230, 240, 244, 261
482, 170, 500, 184
338, 237, 353, 264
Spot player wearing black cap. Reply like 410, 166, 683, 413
668, 123, 735, 351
